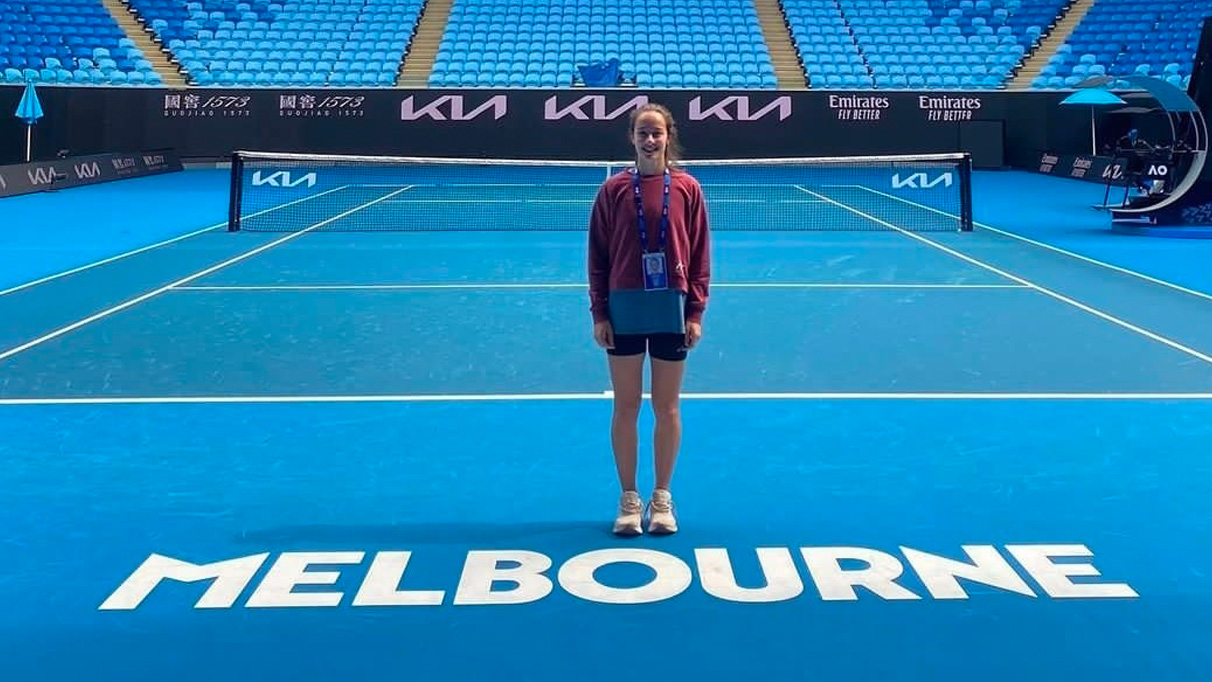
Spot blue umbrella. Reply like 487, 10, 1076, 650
1060, 86, 1127, 106
14, 80, 44, 162
1060, 86, 1126, 155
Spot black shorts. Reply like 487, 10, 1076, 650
607, 333, 688, 362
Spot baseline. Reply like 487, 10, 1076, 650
2, 391, 1211, 406
379, 198, 827, 204
170, 282, 1032, 292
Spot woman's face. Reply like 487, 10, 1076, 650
631, 110, 668, 166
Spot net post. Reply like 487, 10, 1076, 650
227, 151, 244, 232
958, 152, 974, 232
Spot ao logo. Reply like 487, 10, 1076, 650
892, 172, 953, 189
252, 170, 317, 188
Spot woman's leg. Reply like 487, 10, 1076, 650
607, 340, 647, 535
607, 350, 646, 492
647, 335, 687, 534
650, 355, 685, 492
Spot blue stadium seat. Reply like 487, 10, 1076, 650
127, 0, 425, 86
794, 0, 1062, 90
782, 0, 874, 89
1032, 0, 1206, 89
0, 0, 161, 85
4, 0, 1194, 90
428, 0, 778, 89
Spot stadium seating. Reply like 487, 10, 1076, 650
793, 0, 1067, 89
0, 0, 162, 85
427, 0, 778, 88
783, 0, 874, 88
127, 0, 425, 86
7, 0, 1199, 91
1033, 0, 1204, 89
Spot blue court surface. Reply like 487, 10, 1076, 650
2, 167, 1212, 681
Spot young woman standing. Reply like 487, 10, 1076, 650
587, 103, 712, 536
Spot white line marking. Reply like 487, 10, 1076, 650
171, 282, 1031, 292
795, 185, 1212, 365
382, 199, 591, 204
358, 183, 603, 188
0, 225, 220, 297
379, 198, 824, 205
0, 186, 412, 363
0, 183, 356, 298
357, 183, 819, 189
849, 184, 1212, 304
1, 391, 1210, 406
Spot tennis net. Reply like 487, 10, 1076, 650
227, 150, 973, 233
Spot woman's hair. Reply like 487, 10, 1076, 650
629, 102, 683, 167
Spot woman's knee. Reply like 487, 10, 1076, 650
613, 395, 643, 419
652, 397, 680, 422
608, 353, 645, 413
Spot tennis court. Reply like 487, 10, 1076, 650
2, 156, 1211, 680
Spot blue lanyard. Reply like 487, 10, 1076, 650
632, 168, 670, 253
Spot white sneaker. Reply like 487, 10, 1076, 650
613, 490, 643, 536
647, 488, 677, 535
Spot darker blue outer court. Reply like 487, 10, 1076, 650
1, 167, 1211, 681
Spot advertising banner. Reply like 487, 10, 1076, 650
1033, 151, 1134, 186
0, 149, 183, 199
0, 86, 1088, 169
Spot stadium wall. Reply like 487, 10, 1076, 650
0, 87, 1099, 170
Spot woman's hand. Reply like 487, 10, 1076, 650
685, 321, 702, 349
593, 321, 615, 349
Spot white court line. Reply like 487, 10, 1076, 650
796, 185, 1212, 365
0, 185, 412, 364
2, 391, 1211, 406
0, 184, 355, 298
0, 224, 219, 297
171, 282, 1031, 292
380, 199, 825, 204
358, 183, 814, 189
359, 183, 603, 188
844, 183, 1212, 304
383, 199, 589, 204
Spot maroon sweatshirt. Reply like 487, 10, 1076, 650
587, 167, 712, 325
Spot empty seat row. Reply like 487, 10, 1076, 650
2, 0, 1200, 90
0, 0, 159, 84
127, 0, 425, 86
1031, 0, 1205, 88
430, 0, 778, 88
